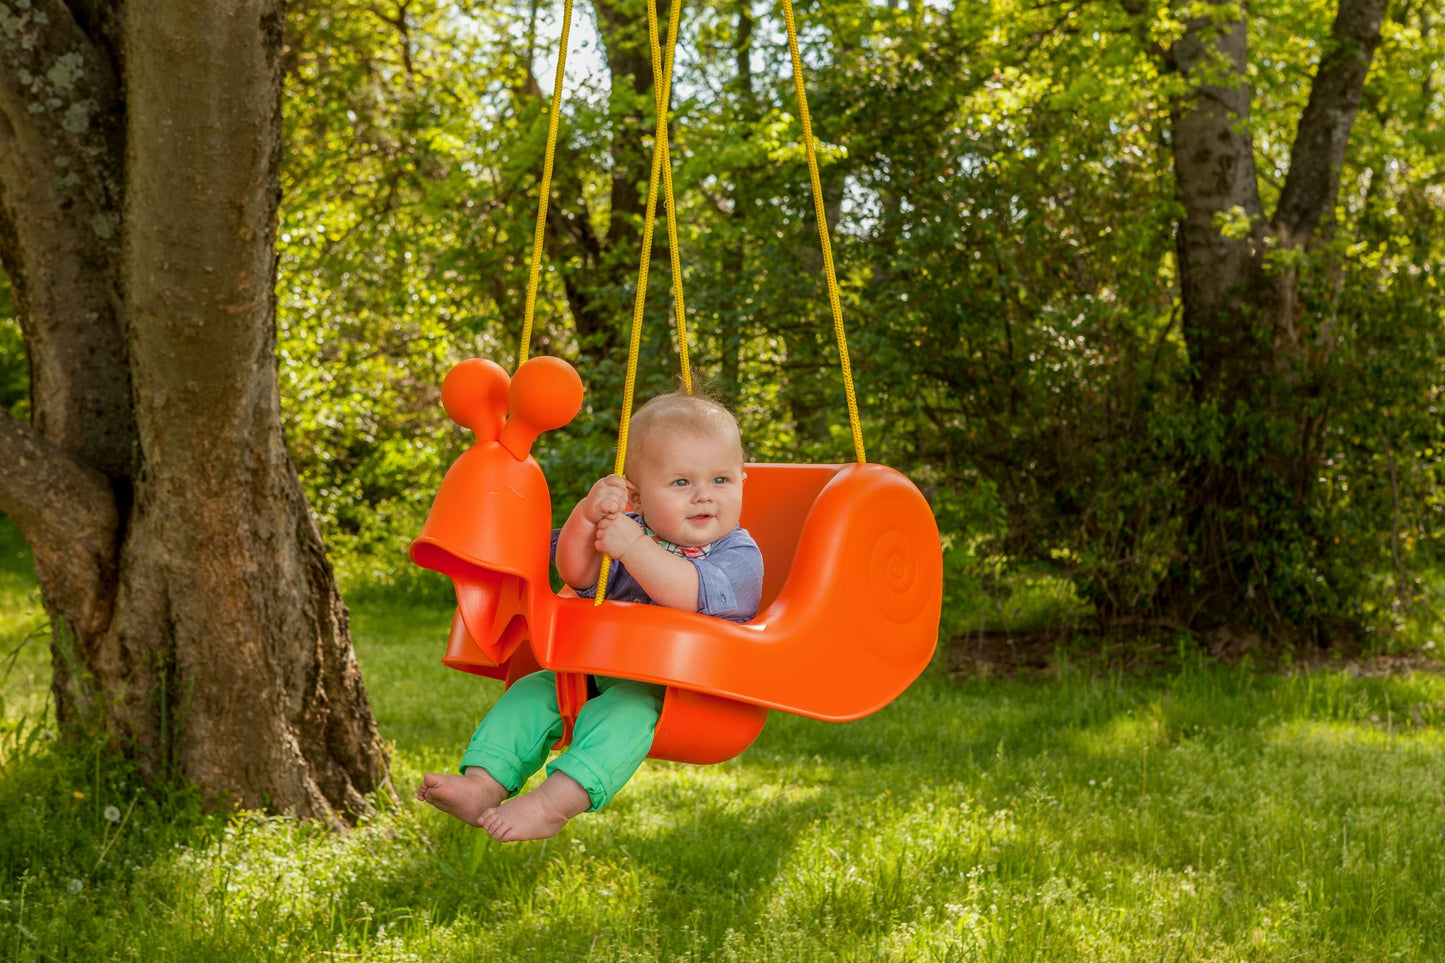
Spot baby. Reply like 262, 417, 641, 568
417, 391, 764, 840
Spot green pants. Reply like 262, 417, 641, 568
459, 670, 664, 811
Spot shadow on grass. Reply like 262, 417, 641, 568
309, 782, 824, 958
785, 656, 1441, 764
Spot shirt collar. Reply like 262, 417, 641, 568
640, 520, 715, 560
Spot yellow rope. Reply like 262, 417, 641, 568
596, 0, 684, 604
654, 0, 691, 396
779, 0, 865, 464
518, 0, 575, 368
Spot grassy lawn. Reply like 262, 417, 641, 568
2, 522, 1444, 960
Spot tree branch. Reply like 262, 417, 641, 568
0, 0, 123, 232
0, 409, 119, 635
1272, 0, 1388, 245
0, 0, 133, 477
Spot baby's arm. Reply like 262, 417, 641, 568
594, 514, 702, 612
555, 475, 630, 591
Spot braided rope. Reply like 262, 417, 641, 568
596, 0, 685, 604
656, 0, 691, 394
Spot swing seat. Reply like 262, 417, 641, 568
410, 357, 943, 764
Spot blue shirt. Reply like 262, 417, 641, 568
551, 516, 764, 623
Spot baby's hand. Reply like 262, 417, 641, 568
582, 474, 629, 523
595, 512, 646, 559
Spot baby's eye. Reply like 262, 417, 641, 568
712, 476, 731, 485
670, 478, 690, 487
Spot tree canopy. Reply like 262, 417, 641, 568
262, 0, 1444, 645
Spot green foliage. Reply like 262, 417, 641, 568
785, 0, 1445, 643
0, 274, 26, 421
276, 0, 534, 588
240, 0, 1445, 647
0, 0, 1439, 649
806, 0, 1196, 627
0, 518, 45, 738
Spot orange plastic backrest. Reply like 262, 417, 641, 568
738, 463, 842, 609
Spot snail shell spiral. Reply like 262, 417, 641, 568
870, 529, 929, 625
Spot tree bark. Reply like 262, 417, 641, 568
1268, 0, 1386, 366
1167, 4, 1267, 402
0, 0, 132, 477
0, 0, 388, 825
1161, 0, 1387, 635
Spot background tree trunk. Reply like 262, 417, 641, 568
1162, 0, 1388, 637
0, 0, 387, 825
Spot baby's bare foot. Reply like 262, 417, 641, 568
416, 769, 508, 826
481, 772, 591, 842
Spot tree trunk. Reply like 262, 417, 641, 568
1161, 0, 1387, 636
0, 0, 387, 826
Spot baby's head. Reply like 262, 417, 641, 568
625, 392, 746, 548
628, 392, 742, 466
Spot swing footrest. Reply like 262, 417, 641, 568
650, 687, 768, 764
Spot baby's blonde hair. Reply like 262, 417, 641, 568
626, 392, 743, 472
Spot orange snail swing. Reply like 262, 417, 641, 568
409, 0, 943, 765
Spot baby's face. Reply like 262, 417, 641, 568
627, 430, 745, 548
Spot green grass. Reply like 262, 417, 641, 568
0, 520, 47, 725
2, 529, 1444, 960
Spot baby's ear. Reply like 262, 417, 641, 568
623, 476, 640, 510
